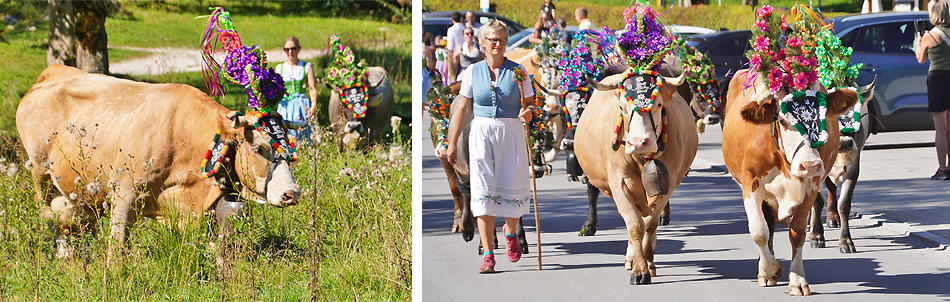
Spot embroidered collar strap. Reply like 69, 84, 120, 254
338, 82, 369, 119
780, 90, 829, 148
560, 87, 591, 132
201, 129, 231, 178
695, 79, 720, 113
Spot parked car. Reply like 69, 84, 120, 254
422, 11, 526, 39
667, 24, 716, 38
688, 11, 933, 132
505, 26, 580, 54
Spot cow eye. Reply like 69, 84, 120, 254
256, 145, 269, 157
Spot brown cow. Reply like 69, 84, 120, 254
17, 65, 302, 260
721, 70, 860, 295
575, 70, 697, 284
328, 66, 395, 148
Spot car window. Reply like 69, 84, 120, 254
423, 24, 449, 38
838, 30, 856, 48
707, 36, 748, 56
853, 22, 916, 54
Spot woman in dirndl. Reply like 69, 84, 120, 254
277, 36, 317, 142
447, 20, 536, 274
917, 0, 950, 180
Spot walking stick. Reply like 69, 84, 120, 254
517, 70, 542, 270
523, 121, 543, 270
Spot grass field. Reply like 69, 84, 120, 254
0, 2, 411, 300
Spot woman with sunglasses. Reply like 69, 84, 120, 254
447, 20, 535, 274
453, 27, 485, 81
276, 36, 318, 141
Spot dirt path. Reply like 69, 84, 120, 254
109, 46, 328, 76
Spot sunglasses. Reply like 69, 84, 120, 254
284, 47, 300, 52
464, 32, 474, 36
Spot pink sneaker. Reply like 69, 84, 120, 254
504, 225, 522, 262
479, 252, 495, 273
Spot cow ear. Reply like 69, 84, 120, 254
227, 111, 260, 129
826, 88, 860, 116
740, 98, 778, 124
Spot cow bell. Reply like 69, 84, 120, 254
641, 159, 670, 197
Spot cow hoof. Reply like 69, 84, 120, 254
788, 284, 811, 296
659, 214, 670, 226
630, 273, 652, 285
810, 239, 825, 248
827, 219, 839, 228
478, 244, 484, 255
839, 244, 857, 254
757, 275, 778, 287
578, 226, 596, 236
462, 229, 474, 242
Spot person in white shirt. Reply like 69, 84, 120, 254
446, 11, 466, 81
466, 11, 482, 36
576, 7, 596, 30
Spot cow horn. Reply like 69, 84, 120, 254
283, 120, 309, 129
665, 72, 687, 87
368, 72, 387, 89
587, 74, 619, 91
859, 75, 877, 93
228, 111, 249, 128
530, 58, 540, 68
531, 77, 561, 97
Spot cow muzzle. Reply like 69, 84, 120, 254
838, 136, 857, 153
624, 132, 658, 156
703, 114, 720, 126
345, 121, 364, 133
264, 160, 301, 207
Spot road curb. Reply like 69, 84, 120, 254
852, 206, 949, 251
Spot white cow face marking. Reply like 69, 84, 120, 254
777, 119, 824, 178
237, 125, 300, 207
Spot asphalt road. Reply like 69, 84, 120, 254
419, 113, 950, 301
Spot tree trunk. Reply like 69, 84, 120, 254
46, 0, 109, 74
47, 0, 76, 67
74, 0, 108, 74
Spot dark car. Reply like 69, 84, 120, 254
422, 11, 526, 39
686, 30, 753, 81
688, 11, 934, 132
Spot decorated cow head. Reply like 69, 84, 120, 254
590, 70, 687, 157
202, 111, 304, 207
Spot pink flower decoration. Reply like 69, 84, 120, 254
757, 6, 774, 19
786, 36, 803, 48
755, 20, 769, 33
750, 54, 762, 70
754, 36, 771, 52
781, 16, 788, 31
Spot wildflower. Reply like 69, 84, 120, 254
390, 116, 402, 133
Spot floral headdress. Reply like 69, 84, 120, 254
198, 7, 295, 178
326, 34, 371, 120
200, 7, 285, 112
425, 69, 453, 150
535, 24, 566, 69
672, 36, 719, 110
815, 28, 865, 134
615, 0, 673, 73
556, 29, 615, 132
748, 5, 835, 147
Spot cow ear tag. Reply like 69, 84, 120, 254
201, 129, 230, 178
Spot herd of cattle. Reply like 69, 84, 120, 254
426, 43, 875, 295
16, 64, 395, 261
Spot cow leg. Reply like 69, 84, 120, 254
439, 157, 465, 233
579, 182, 599, 236
787, 191, 815, 296
609, 178, 651, 285
456, 178, 475, 242
516, 217, 529, 254
107, 187, 137, 265
659, 202, 671, 226
743, 184, 782, 287
825, 178, 840, 228
809, 191, 826, 248
837, 161, 860, 254
642, 196, 669, 277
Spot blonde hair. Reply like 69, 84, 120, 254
931, 0, 949, 26
477, 19, 510, 52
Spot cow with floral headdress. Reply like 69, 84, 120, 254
721, 5, 865, 295
325, 34, 395, 148
573, 1, 697, 284
808, 26, 876, 254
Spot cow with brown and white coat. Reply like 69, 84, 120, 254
721, 70, 861, 295
17, 65, 302, 261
